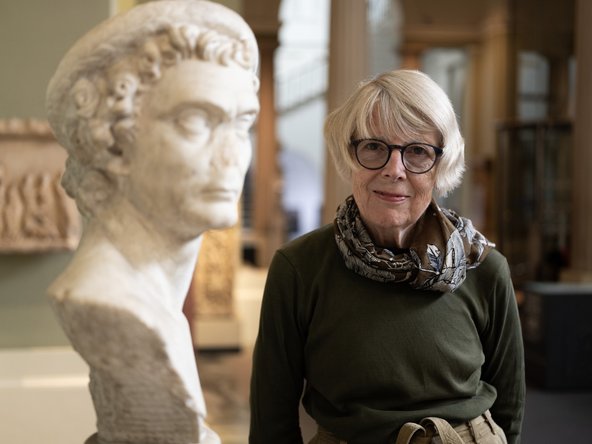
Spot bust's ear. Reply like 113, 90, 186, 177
104, 119, 136, 176
105, 146, 131, 176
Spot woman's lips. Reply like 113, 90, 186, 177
374, 190, 408, 202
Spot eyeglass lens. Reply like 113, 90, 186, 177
356, 140, 438, 173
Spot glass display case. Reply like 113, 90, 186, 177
496, 121, 572, 287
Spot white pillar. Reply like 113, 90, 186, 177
243, 0, 283, 267
322, 0, 369, 224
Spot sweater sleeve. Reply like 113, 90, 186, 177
480, 256, 526, 444
249, 251, 307, 444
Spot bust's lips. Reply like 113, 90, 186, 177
201, 188, 238, 201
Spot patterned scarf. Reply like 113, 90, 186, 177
334, 196, 494, 292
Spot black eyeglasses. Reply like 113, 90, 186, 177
351, 138, 443, 174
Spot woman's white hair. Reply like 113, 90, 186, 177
324, 69, 465, 197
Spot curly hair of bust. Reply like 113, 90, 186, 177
61, 24, 257, 216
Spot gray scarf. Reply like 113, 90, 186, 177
334, 196, 494, 292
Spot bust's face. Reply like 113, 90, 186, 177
125, 60, 259, 239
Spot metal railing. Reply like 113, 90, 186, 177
275, 58, 328, 113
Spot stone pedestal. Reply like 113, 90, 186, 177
191, 227, 242, 350
522, 281, 592, 389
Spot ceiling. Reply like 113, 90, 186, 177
398, 0, 574, 54
400, 0, 497, 28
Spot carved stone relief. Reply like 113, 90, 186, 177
193, 226, 239, 317
0, 118, 81, 252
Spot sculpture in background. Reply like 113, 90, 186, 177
0, 118, 81, 252
45, 1, 259, 443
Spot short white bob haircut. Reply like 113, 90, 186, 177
324, 69, 465, 197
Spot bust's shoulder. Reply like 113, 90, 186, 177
48, 251, 181, 346
50, 256, 123, 294
47, 239, 146, 311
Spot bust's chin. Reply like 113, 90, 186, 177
202, 210, 239, 231
175, 209, 239, 239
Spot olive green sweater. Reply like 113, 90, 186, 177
250, 224, 525, 444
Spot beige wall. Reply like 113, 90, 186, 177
0, 1, 110, 348
0, 253, 73, 348
212, 0, 242, 13
0, 0, 110, 118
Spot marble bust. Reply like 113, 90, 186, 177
45, 1, 259, 443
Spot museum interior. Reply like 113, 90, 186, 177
1, 0, 591, 442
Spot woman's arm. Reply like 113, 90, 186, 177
249, 251, 307, 444
480, 256, 526, 444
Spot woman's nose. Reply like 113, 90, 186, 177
381, 148, 407, 178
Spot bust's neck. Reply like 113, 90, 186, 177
77, 197, 203, 311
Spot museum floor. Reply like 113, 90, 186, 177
1, 265, 592, 443
199, 347, 319, 443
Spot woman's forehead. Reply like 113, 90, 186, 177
356, 122, 440, 146
356, 104, 441, 144
356, 113, 421, 139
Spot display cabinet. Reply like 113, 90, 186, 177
496, 121, 572, 287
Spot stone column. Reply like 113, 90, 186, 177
563, 0, 592, 281
460, 45, 487, 228
477, 2, 517, 160
399, 42, 425, 70
322, 0, 369, 224
254, 34, 284, 266
474, 3, 516, 241
548, 55, 571, 121
243, 0, 283, 267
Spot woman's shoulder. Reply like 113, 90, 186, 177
278, 223, 335, 256
478, 247, 509, 275
466, 247, 512, 291
272, 224, 338, 273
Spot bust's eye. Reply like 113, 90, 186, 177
235, 112, 257, 136
174, 108, 211, 137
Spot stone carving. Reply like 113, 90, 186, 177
0, 118, 81, 251
45, 1, 259, 443
193, 226, 240, 317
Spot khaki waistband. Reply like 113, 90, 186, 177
396, 409, 498, 444
313, 410, 499, 444
451, 409, 496, 435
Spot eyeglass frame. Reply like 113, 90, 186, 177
350, 138, 444, 174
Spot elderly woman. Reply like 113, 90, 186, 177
249, 70, 524, 444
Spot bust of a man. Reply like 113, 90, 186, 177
45, 1, 259, 443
